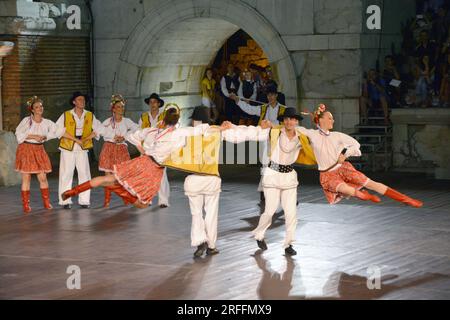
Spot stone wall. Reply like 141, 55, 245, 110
391, 109, 450, 180
0, 0, 92, 173
0, 131, 21, 186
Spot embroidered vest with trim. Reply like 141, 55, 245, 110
268, 127, 317, 166
59, 110, 94, 151
141, 111, 165, 129
163, 126, 221, 176
258, 104, 286, 125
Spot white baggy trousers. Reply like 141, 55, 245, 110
156, 168, 170, 206
252, 167, 298, 248
58, 149, 91, 205
184, 174, 221, 249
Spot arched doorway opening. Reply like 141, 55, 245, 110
110, 0, 297, 125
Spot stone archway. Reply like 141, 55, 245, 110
111, 0, 298, 121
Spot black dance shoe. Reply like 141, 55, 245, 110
257, 239, 268, 251
193, 243, 207, 258
285, 245, 297, 256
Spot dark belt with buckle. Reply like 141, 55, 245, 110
268, 161, 294, 173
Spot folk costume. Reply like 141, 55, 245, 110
297, 104, 423, 208
56, 92, 105, 208
99, 95, 139, 207
15, 96, 65, 212
139, 93, 170, 208
226, 108, 315, 255
175, 106, 255, 257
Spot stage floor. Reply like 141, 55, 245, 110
1, 166, 449, 300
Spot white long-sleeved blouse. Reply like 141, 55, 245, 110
15, 116, 65, 144
295, 126, 361, 171
102, 117, 139, 145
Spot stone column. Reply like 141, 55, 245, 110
0, 41, 15, 131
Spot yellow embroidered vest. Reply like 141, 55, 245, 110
258, 104, 286, 125
59, 111, 94, 151
269, 127, 317, 166
163, 126, 221, 176
141, 111, 165, 129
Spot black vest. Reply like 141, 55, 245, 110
242, 80, 255, 99
224, 74, 240, 94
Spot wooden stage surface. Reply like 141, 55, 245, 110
1, 165, 449, 299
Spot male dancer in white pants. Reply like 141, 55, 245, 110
231, 107, 306, 256
56, 92, 105, 209
139, 93, 170, 208
178, 106, 271, 257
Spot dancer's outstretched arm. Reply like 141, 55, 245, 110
221, 121, 271, 143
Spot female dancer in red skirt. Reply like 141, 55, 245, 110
62, 106, 227, 208
15, 96, 77, 213
98, 94, 139, 207
296, 104, 423, 207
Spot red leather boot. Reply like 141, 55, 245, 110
384, 188, 423, 208
21, 190, 31, 213
355, 189, 381, 203
103, 187, 112, 208
40, 188, 53, 209
62, 181, 92, 201
106, 184, 138, 205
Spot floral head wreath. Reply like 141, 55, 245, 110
313, 103, 327, 124
110, 94, 126, 109
26, 96, 42, 112
109, 94, 126, 129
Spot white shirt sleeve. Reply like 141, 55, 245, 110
237, 100, 262, 116
92, 115, 105, 139
126, 118, 140, 133
15, 117, 31, 144
45, 119, 66, 140
221, 125, 269, 143
56, 114, 65, 133
174, 124, 210, 138
126, 128, 153, 147
295, 126, 315, 138
220, 77, 230, 98
338, 132, 361, 157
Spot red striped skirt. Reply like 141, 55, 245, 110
113, 155, 164, 205
319, 161, 369, 204
15, 143, 52, 174
99, 142, 130, 172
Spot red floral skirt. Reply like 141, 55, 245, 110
113, 155, 164, 204
319, 161, 369, 204
15, 143, 52, 174
99, 142, 130, 172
